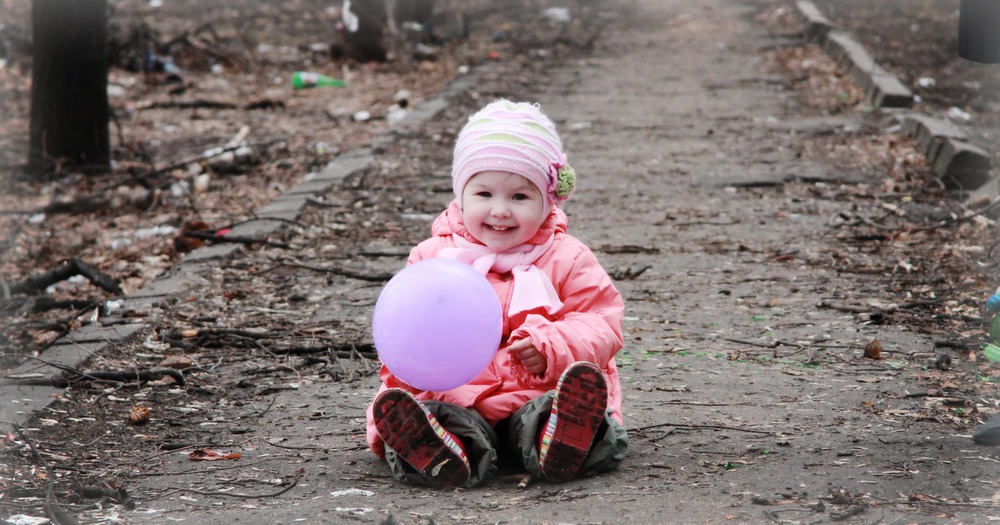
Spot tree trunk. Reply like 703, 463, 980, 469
342, 0, 388, 62
341, 0, 435, 63
28, 0, 111, 175
394, 0, 434, 26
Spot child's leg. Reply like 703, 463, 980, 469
372, 388, 499, 488
503, 362, 629, 482
419, 400, 501, 487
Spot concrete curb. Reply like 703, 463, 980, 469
793, 0, 995, 194
897, 114, 995, 191
795, 0, 913, 110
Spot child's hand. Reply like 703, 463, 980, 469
506, 338, 547, 375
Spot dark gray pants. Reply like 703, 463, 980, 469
384, 392, 629, 487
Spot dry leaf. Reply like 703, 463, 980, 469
188, 449, 242, 461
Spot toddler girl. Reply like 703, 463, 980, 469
365, 99, 627, 487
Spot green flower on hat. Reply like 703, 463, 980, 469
550, 161, 576, 201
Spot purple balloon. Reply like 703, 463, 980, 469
372, 258, 502, 392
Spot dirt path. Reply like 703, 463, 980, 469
3, 0, 998, 524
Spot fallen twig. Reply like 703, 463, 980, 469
632, 422, 775, 435
277, 261, 395, 282
933, 340, 969, 350
836, 198, 999, 235
182, 229, 291, 249
610, 265, 651, 281
817, 302, 871, 314
989, 236, 1000, 260
53, 366, 186, 387
168, 327, 277, 339
906, 197, 1000, 233
13, 424, 79, 525
136, 98, 239, 110
269, 342, 378, 360
159, 468, 304, 500
0, 297, 98, 315
265, 440, 329, 451
723, 337, 780, 349
9, 258, 122, 296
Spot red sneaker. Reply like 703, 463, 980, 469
372, 388, 471, 487
538, 361, 608, 482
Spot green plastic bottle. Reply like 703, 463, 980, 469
291, 71, 346, 89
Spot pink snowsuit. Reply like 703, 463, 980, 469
366, 201, 625, 458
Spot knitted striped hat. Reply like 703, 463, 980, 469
452, 99, 576, 211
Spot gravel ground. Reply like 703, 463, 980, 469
2, 1, 999, 524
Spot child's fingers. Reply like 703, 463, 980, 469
506, 340, 546, 374
506, 338, 532, 352
509, 345, 538, 362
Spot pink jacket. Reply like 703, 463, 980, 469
366, 201, 625, 458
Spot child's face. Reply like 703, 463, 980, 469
461, 171, 547, 252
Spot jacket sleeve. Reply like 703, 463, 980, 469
407, 238, 437, 264
507, 242, 624, 388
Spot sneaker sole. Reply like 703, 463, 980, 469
372, 389, 471, 487
539, 363, 608, 482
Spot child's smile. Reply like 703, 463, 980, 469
461, 171, 547, 252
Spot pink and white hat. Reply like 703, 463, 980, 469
451, 99, 576, 212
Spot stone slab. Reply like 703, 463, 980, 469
867, 71, 914, 108
181, 243, 244, 262
795, 0, 836, 40
256, 196, 309, 216
396, 97, 449, 127
34, 340, 110, 370
226, 218, 288, 238
113, 294, 177, 315
63, 322, 145, 343
130, 271, 211, 298
900, 113, 968, 155
0, 384, 63, 426
310, 150, 374, 183
932, 138, 994, 190
283, 179, 341, 196
254, 209, 301, 221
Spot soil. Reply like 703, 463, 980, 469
2, 0, 1000, 524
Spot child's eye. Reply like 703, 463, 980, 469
476, 191, 492, 198
512, 193, 530, 201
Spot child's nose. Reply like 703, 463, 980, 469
491, 201, 512, 217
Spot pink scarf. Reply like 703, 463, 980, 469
439, 234, 563, 317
